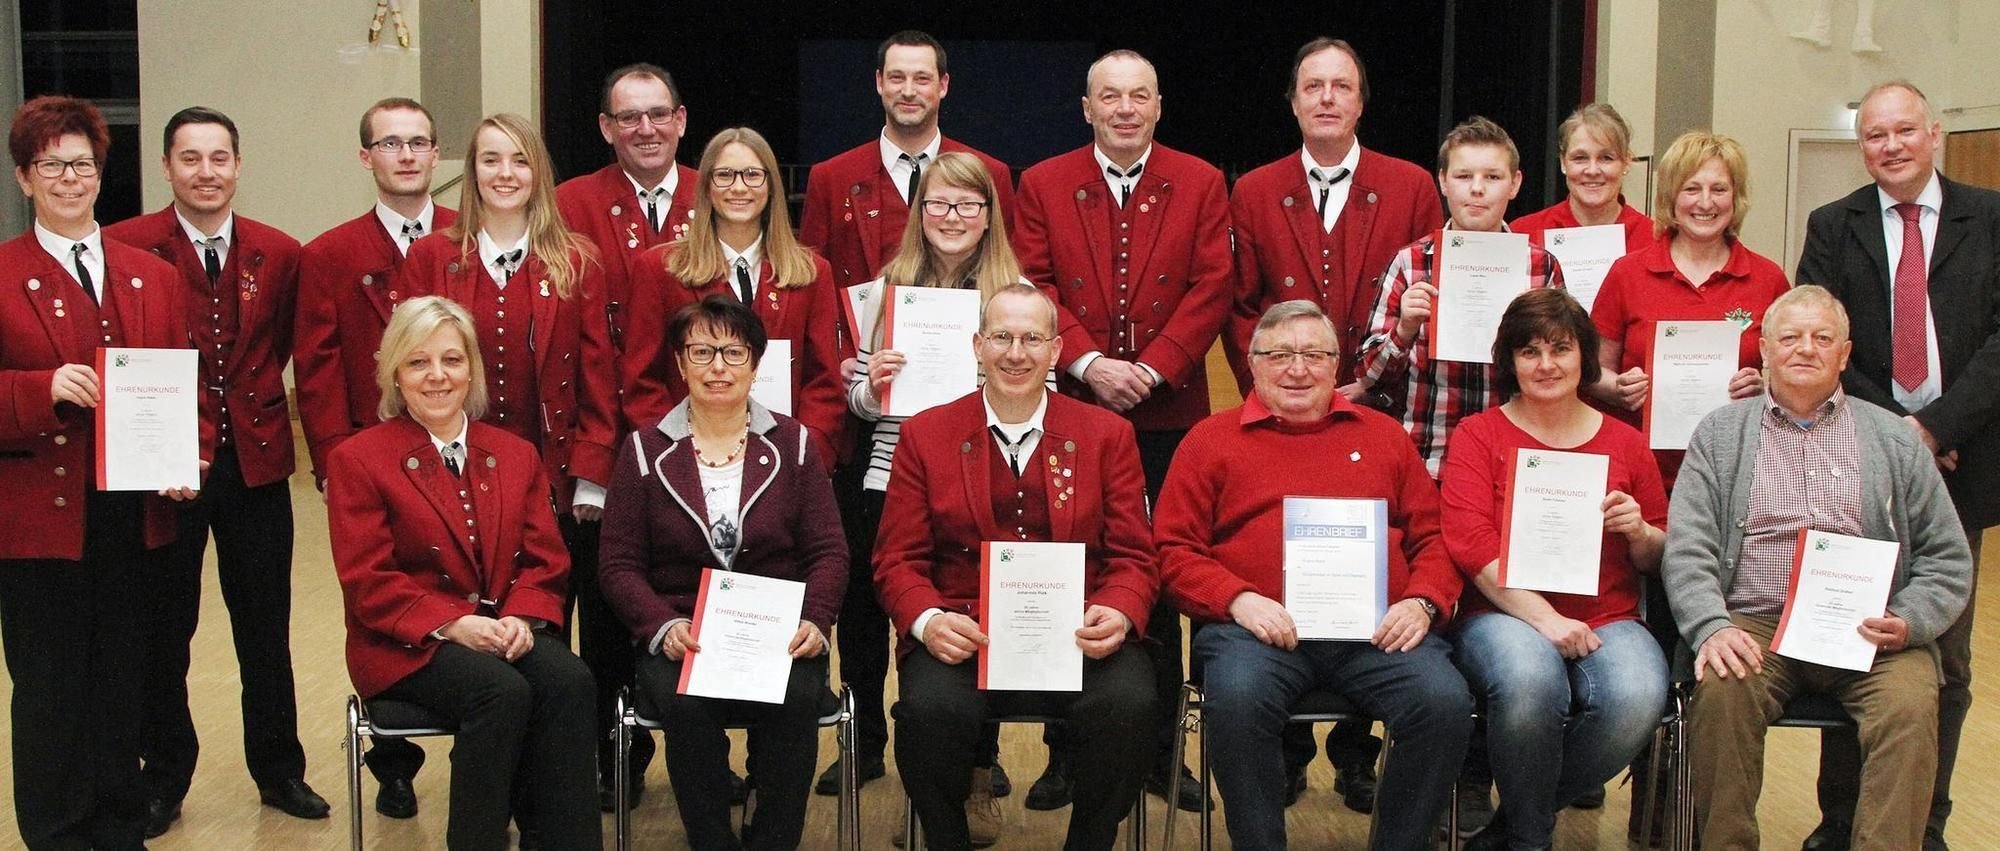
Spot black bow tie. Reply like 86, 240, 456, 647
402, 220, 425, 239
496, 249, 524, 281
1106, 161, 1143, 181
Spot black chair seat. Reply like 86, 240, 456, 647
631, 687, 845, 728
364, 698, 455, 735
1775, 692, 1856, 728
1289, 687, 1361, 719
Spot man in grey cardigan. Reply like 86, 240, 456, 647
1664, 285, 1972, 851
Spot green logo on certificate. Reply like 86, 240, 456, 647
904, 292, 918, 305
115, 354, 130, 367
1450, 235, 1465, 248
719, 577, 735, 591
1526, 455, 1542, 469
999, 549, 1014, 562
1816, 538, 1830, 552
1664, 326, 1679, 338
1551, 234, 1566, 246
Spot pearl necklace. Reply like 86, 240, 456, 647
696, 426, 749, 468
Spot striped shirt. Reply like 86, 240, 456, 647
1729, 391, 1864, 615
1355, 229, 1565, 477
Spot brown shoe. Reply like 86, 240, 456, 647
967, 767, 1002, 848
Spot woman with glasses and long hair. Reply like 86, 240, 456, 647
620, 127, 847, 468
599, 295, 848, 850
0, 94, 196, 849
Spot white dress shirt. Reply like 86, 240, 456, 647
375, 199, 436, 257
1303, 141, 1361, 233
909, 391, 1049, 641
476, 229, 531, 286
627, 168, 681, 232
177, 209, 235, 270
1879, 172, 1944, 412
881, 131, 943, 206
34, 220, 105, 297
721, 237, 766, 302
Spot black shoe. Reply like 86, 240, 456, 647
814, 756, 886, 796
376, 777, 418, 819
1924, 825, 1950, 851
1145, 764, 1211, 813
729, 769, 750, 805
1570, 783, 1606, 809
143, 798, 181, 839
259, 779, 331, 819
1333, 763, 1377, 814
1800, 819, 1852, 851
1454, 778, 1494, 839
1282, 765, 1308, 808
1463, 810, 1510, 851
1025, 755, 1073, 811
988, 762, 1012, 798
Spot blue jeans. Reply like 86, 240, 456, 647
1196, 623, 1472, 851
1453, 613, 1667, 847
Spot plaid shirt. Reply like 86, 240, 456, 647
1729, 391, 1865, 615
1355, 229, 1565, 477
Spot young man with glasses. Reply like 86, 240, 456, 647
103, 105, 325, 838
293, 96, 454, 822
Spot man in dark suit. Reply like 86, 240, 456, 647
1225, 38, 1443, 812
294, 96, 454, 820
797, 29, 1018, 803
1014, 48, 1233, 810
1795, 79, 2000, 851
103, 106, 327, 837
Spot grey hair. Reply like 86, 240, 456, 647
1250, 299, 1339, 353
1761, 284, 1850, 340
1854, 79, 1936, 134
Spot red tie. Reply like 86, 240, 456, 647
1892, 203, 1928, 393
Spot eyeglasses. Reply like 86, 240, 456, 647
611, 106, 680, 129
981, 332, 1053, 352
1251, 349, 1335, 367
683, 343, 753, 366
29, 158, 98, 178
710, 167, 769, 189
921, 199, 989, 219
366, 136, 437, 154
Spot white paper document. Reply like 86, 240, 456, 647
1282, 497, 1389, 640
1499, 448, 1609, 596
881, 286, 981, 417
979, 541, 1085, 692
1429, 230, 1532, 363
1645, 320, 1741, 450
749, 338, 793, 416
94, 347, 200, 491
677, 568, 807, 704
843, 281, 883, 349
1771, 530, 1900, 672
1539, 224, 1625, 311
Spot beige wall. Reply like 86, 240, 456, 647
134, 0, 538, 244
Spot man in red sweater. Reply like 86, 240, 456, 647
1154, 299, 1472, 851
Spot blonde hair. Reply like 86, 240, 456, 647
375, 296, 490, 422
1651, 130, 1751, 240
873, 152, 1022, 347
446, 113, 596, 299
1557, 103, 1633, 162
665, 127, 818, 289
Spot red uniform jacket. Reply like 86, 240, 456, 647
1016, 143, 1235, 431
556, 163, 699, 354
873, 391, 1158, 658
293, 206, 458, 482
618, 243, 848, 464
104, 207, 301, 486
325, 416, 570, 697
403, 235, 618, 506
1226, 147, 1443, 393
596, 406, 847, 645
0, 230, 196, 560
798, 136, 1016, 293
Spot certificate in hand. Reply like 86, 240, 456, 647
978, 541, 1085, 692
94, 347, 200, 491
1499, 448, 1609, 596
880, 286, 981, 417
1282, 497, 1389, 641
1428, 230, 1531, 363
750, 338, 793, 416
843, 281, 883, 349
1645, 320, 1740, 450
1539, 224, 1625, 311
677, 568, 808, 704
1771, 530, 1899, 672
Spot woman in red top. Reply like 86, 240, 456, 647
1588, 131, 1787, 489
1510, 103, 1654, 251
1441, 288, 1668, 850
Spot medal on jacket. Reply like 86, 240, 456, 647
625, 221, 641, 249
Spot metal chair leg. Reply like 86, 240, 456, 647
1162, 684, 1192, 850
1371, 729, 1393, 850
1198, 694, 1213, 851
903, 792, 924, 851
1639, 720, 1667, 848
615, 689, 633, 851
346, 696, 365, 851
1672, 690, 1694, 851
838, 687, 860, 851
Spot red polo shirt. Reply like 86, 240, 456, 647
1511, 199, 1656, 253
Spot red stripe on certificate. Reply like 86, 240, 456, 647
878, 285, 900, 413
94, 347, 109, 490
977, 541, 993, 690
1641, 321, 1659, 438
1770, 529, 1812, 654
1496, 446, 1522, 587
677, 567, 717, 695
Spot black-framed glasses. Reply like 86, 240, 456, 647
710, 167, 769, 189
366, 136, 437, 154
981, 332, 1052, 352
610, 106, 680, 129
684, 343, 753, 366
1251, 349, 1335, 367
29, 158, 98, 178
921, 198, 989, 219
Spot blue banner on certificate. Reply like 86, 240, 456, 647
1282, 497, 1388, 640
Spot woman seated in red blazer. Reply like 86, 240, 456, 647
325, 296, 598, 851
618, 127, 847, 464
598, 295, 848, 850
0, 94, 195, 850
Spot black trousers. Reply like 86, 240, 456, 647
640, 652, 830, 850
377, 635, 600, 851
835, 484, 894, 761
897, 645, 1157, 851
1135, 429, 1188, 767
143, 445, 305, 802
563, 512, 656, 782
0, 491, 151, 851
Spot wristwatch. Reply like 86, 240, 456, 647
1408, 597, 1439, 622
